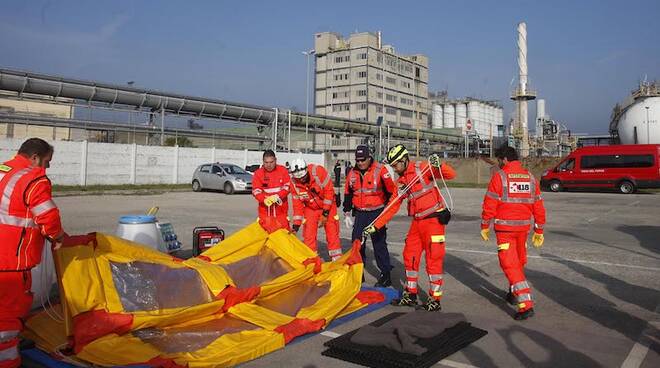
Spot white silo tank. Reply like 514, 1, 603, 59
432, 104, 443, 129
467, 101, 479, 133
455, 103, 467, 130
443, 104, 455, 128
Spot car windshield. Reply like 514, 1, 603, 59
223, 165, 248, 175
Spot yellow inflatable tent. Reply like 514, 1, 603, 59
24, 222, 383, 367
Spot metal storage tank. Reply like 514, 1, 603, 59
455, 103, 467, 131
615, 96, 660, 144
467, 101, 479, 133
443, 103, 455, 128
432, 104, 444, 129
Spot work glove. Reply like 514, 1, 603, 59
362, 225, 377, 237
532, 233, 544, 248
318, 215, 328, 228
291, 224, 301, 233
429, 153, 442, 168
264, 194, 281, 207
480, 228, 490, 242
344, 212, 354, 229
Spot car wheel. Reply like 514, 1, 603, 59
618, 180, 635, 194
224, 182, 234, 195
549, 180, 562, 192
192, 180, 202, 192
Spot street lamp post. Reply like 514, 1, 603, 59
302, 49, 315, 153
645, 106, 650, 144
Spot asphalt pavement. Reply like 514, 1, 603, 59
55, 188, 660, 368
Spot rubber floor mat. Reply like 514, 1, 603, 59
322, 312, 487, 368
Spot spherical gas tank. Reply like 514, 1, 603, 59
617, 97, 660, 144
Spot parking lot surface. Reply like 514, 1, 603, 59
56, 188, 660, 368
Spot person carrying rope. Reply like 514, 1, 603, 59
364, 144, 456, 311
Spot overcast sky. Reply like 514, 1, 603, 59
1, 0, 658, 134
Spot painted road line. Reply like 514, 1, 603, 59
437, 359, 480, 368
320, 331, 341, 338
385, 242, 660, 272
620, 303, 660, 368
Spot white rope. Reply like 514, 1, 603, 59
363, 164, 432, 231
39, 243, 64, 323
429, 158, 454, 211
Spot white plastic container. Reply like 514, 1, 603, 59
116, 215, 164, 252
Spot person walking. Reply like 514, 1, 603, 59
480, 145, 546, 320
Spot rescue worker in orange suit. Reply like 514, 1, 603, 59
289, 158, 343, 261
0, 138, 65, 368
364, 145, 456, 311
252, 150, 291, 231
343, 145, 396, 287
481, 145, 546, 320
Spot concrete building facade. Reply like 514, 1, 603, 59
313, 32, 429, 129
0, 93, 73, 140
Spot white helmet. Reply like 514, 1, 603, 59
289, 157, 307, 179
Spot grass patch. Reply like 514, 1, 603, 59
53, 184, 190, 192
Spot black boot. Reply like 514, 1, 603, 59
374, 272, 392, 287
506, 291, 516, 305
417, 298, 442, 312
391, 290, 418, 307
514, 308, 535, 320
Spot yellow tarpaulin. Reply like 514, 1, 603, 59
24, 222, 381, 367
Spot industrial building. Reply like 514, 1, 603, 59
0, 92, 74, 140
313, 32, 429, 129
429, 91, 504, 138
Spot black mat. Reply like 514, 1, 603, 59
322, 312, 487, 368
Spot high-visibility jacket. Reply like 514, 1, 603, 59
481, 160, 546, 233
343, 161, 396, 212
252, 164, 291, 217
374, 161, 456, 229
0, 155, 63, 270
291, 164, 334, 225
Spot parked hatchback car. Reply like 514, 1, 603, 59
192, 163, 253, 194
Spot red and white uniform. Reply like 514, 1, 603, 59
375, 161, 456, 300
481, 160, 546, 312
344, 162, 396, 212
252, 164, 291, 231
292, 164, 342, 260
0, 155, 63, 368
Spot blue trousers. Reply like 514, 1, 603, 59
352, 208, 392, 274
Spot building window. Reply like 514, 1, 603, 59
334, 55, 350, 63
357, 53, 367, 60
332, 104, 350, 112
356, 90, 367, 97
415, 67, 420, 78
401, 110, 413, 118
400, 97, 412, 105
377, 92, 383, 98
386, 107, 397, 115
332, 92, 338, 99
358, 103, 367, 110
401, 80, 411, 88
377, 54, 383, 63
386, 76, 396, 84
376, 73, 382, 81
386, 94, 397, 102
376, 106, 383, 113
357, 71, 367, 78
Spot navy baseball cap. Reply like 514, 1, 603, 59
355, 145, 369, 160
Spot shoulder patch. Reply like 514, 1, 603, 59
0, 164, 12, 172
508, 173, 530, 179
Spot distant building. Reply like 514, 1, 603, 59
313, 31, 429, 129
0, 92, 73, 140
429, 91, 503, 137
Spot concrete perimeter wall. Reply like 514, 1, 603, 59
445, 157, 563, 184
0, 138, 323, 186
